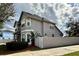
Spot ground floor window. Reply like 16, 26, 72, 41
27, 34, 31, 43
3, 32, 14, 39
22, 34, 26, 42
52, 34, 54, 37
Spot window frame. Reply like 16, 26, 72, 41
26, 18, 31, 27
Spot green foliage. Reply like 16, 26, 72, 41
0, 3, 15, 22
66, 21, 79, 37
64, 51, 79, 56
0, 3, 15, 28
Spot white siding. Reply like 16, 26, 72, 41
21, 14, 62, 37
43, 22, 62, 37
54, 27, 62, 36
43, 22, 53, 37
31, 19, 42, 36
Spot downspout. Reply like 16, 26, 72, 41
42, 18, 44, 37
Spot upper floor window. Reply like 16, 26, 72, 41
27, 22, 30, 26
26, 19, 31, 27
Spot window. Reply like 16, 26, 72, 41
22, 34, 26, 42
27, 34, 31, 42
26, 18, 31, 27
27, 22, 30, 26
52, 34, 54, 37
27, 21, 31, 27
45, 33, 47, 36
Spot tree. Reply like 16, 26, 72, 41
30, 31, 35, 46
0, 3, 15, 28
66, 18, 79, 37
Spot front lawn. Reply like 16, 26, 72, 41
64, 51, 79, 56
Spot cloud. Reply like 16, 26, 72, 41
13, 3, 79, 36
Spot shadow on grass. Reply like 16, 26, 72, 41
0, 45, 42, 55
0, 44, 79, 55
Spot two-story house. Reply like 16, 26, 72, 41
15, 11, 63, 45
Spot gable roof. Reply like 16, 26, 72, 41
18, 11, 55, 25
54, 25, 63, 36
14, 21, 18, 27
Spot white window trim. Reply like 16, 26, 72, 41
26, 18, 31, 27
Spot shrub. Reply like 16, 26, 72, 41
6, 41, 28, 50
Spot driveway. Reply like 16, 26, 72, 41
6, 45, 79, 56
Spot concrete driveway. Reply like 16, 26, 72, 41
6, 45, 79, 56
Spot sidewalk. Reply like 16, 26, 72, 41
6, 45, 79, 56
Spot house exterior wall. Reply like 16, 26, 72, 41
31, 18, 43, 36
43, 22, 62, 37
21, 15, 32, 30
21, 16, 42, 34
17, 12, 64, 43
18, 12, 63, 42
43, 22, 53, 37
21, 16, 62, 37
21, 17, 58, 37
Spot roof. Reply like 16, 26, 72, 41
18, 11, 55, 25
54, 25, 63, 36
0, 24, 15, 32
14, 21, 18, 27
0, 28, 15, 32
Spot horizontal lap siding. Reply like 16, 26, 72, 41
31, 19, 42, 36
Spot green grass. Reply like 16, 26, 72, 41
64, 51, 79, 56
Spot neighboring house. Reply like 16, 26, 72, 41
14, 21, 19, 41
15, 11, 63, 43
0, 20, 15, 41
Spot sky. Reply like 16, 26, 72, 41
14, 3, 57, 22
6, 3, 79, 36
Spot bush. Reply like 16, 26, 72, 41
6, 41, 28, 50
